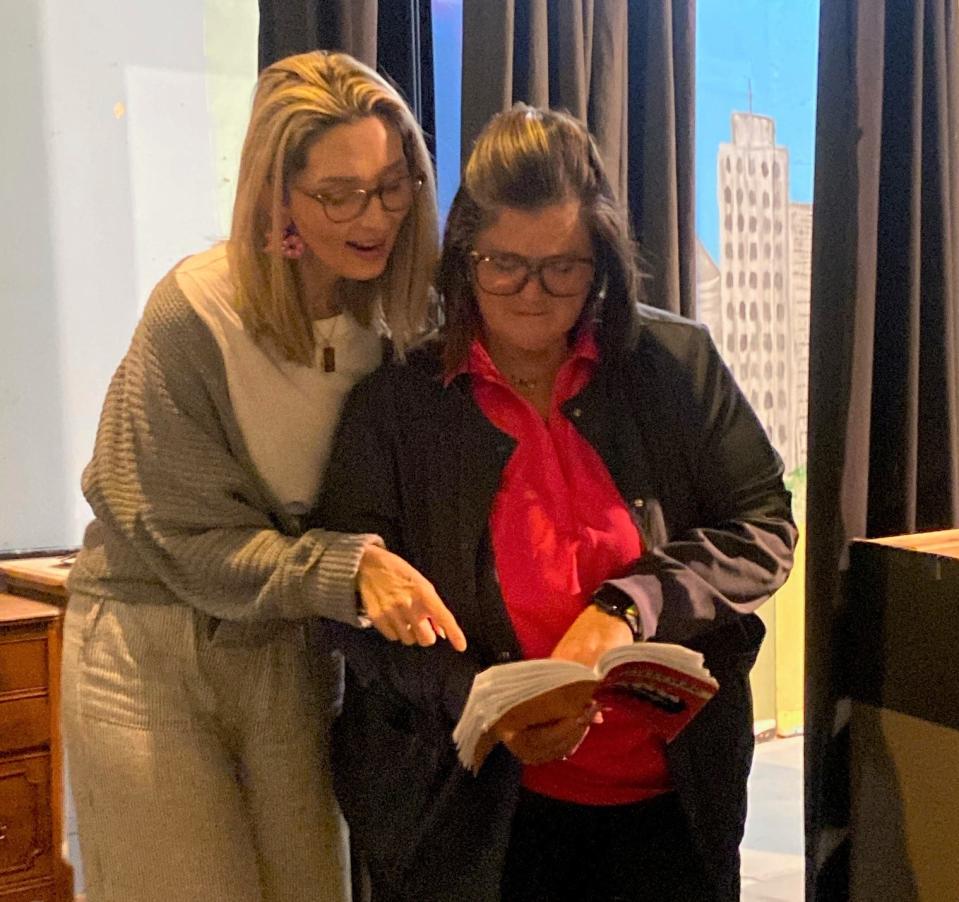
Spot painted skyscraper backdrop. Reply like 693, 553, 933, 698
696, 0, 819, 738
698, 112, 811, 476
696, 0, 819, 480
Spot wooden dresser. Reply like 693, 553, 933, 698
0, 559, 73, 902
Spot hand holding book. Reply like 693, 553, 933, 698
453, 643, 719, 772
489, 696, 600, 766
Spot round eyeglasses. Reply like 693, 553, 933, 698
297, 173, 424, 224
469, 251, 595, 297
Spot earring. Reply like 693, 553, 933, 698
281, 222, 305, 259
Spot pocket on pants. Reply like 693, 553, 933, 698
62, 594, 104, 721
80, 596, 105, 646
75, 600, 199, 730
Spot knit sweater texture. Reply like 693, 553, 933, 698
68, 267, 377, 625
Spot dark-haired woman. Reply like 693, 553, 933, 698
317, 105, 796, 902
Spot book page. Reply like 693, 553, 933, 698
596, 642, 713, 679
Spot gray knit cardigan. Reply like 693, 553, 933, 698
68, 271, 376, 626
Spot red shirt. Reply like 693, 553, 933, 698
462, 334, 672, 805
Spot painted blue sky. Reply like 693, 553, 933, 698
432, 0, 463, 221
696, 0, 820, 261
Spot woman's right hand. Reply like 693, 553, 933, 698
494, 704, 598, 765
357, 544, 467, 651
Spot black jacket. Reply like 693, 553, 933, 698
315, 305, 797, 902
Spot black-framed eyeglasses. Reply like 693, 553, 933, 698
297, 173, 424, 223
469, 251, 595, 297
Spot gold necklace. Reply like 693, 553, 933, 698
507, 373, 541, 391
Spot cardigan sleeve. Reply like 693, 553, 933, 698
76, 275, 379, 624
600, 321, 798, 646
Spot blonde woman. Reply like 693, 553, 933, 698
61, 51, 464, 902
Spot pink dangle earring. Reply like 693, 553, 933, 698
281, 222, 305, 259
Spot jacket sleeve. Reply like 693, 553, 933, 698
77, 278, 379, 624
602, 322, 798, 645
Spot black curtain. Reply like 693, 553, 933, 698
257, 0, 435, 149
806, 1, 959, 899
460, 0, 696, 317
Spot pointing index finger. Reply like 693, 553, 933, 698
419, 586, 467, 652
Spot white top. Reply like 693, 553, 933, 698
175, 244, 382, 514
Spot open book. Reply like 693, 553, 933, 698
453, 643, 719, 772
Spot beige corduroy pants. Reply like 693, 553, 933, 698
61, 594, 350, 902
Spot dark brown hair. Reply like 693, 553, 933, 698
436, 104, 644, 370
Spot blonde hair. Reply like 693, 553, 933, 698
438, 104, 643, 370
229, 51, 438, 364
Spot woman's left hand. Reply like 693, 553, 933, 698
550, 604, 633, 669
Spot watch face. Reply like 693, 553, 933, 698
593, 596, 642, 639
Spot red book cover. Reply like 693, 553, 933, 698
595, 659, 718, 742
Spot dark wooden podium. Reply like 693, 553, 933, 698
847, 529, 959, 901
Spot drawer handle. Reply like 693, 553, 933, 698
0, 822, 6, 841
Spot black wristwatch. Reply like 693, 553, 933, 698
591, 584, 644, 640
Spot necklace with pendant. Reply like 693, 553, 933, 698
507, 373, 541, 391
315, 314, 340, 373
